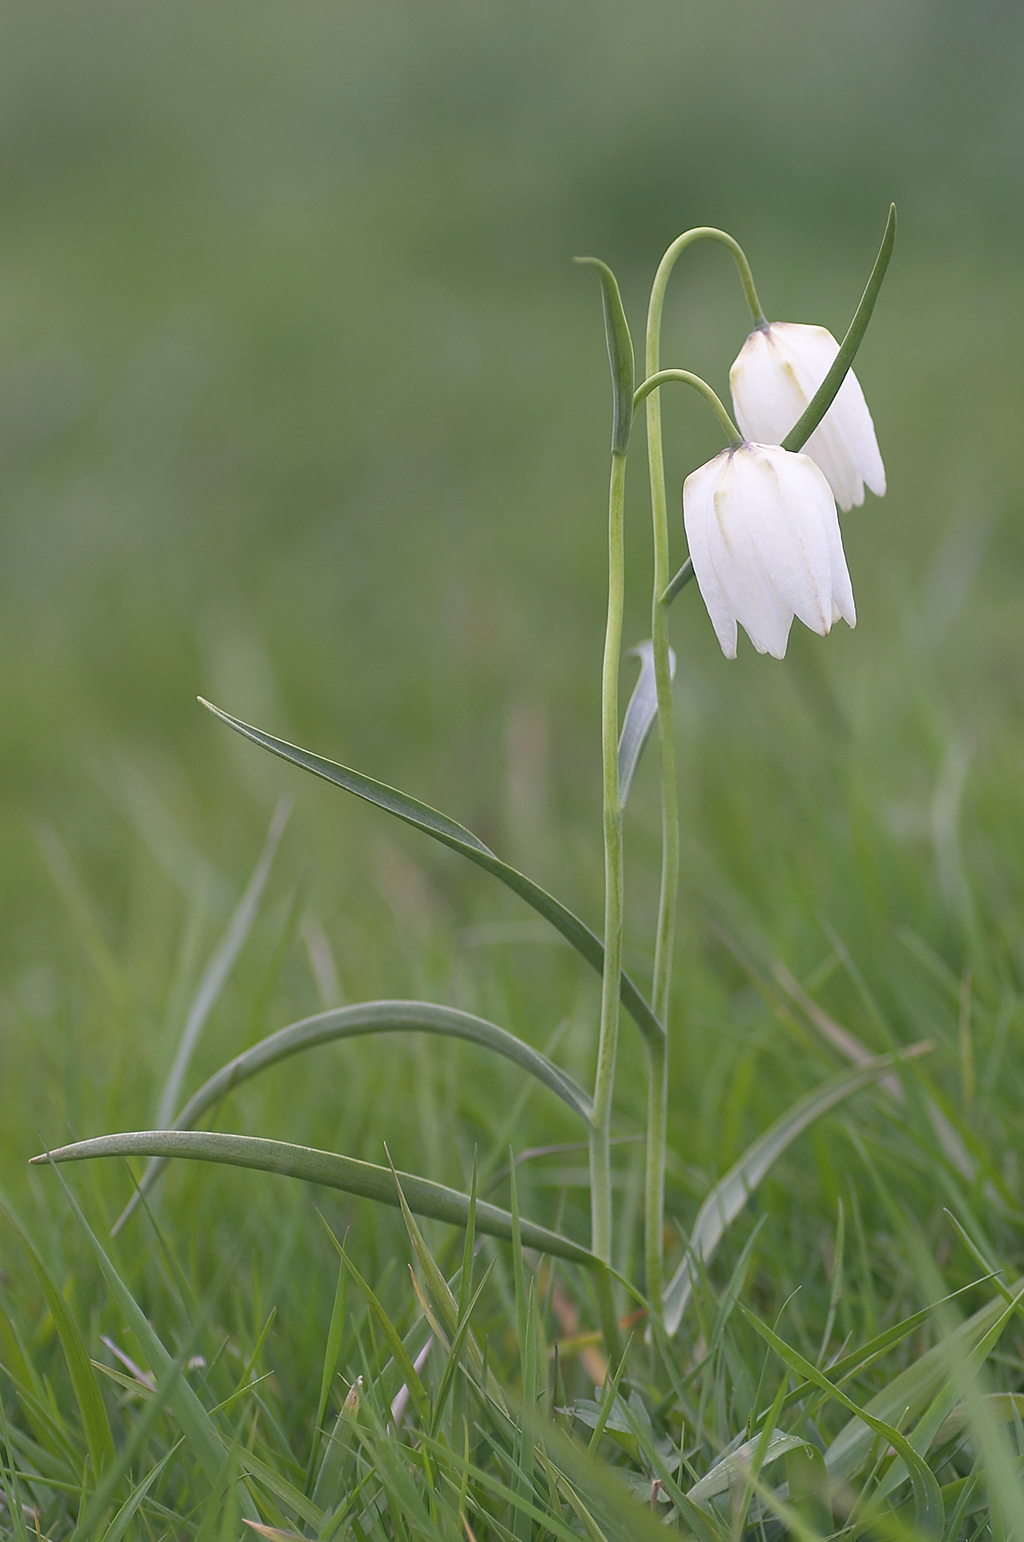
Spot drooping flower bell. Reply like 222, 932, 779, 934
682, 442, 856, 660
729, 322, 886, 512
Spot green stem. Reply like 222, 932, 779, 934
644, 1033, 668, 1312
633, 370, 742, 446
652, 226, 766, 328
662, 557, 694, 607
640, 225, 759, 1312
589, 448, 627, 1267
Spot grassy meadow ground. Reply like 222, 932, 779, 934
2, 2, 1024, 1535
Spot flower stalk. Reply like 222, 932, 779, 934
589, 446, 627, 1265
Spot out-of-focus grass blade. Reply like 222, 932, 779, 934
327, 1243, 429, 1428
114, 999, 592, 1233
94, 1438, 182, 1542
0, 1190, 115, 1481
32, 1159, 261, 1526
617, 642, 675, 811
36, 1131, 597, 1267
35, 822, 129, 1019
663, 1046, 932, 1334
199, 699, 664, 1050
155, 797, 290, 1129
932, 1392, 1024, 1446
304, 1257, 347, 1497
742, 1308, 944, 1538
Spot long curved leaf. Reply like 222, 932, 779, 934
663, 1045, 932, 1334
199, 699, 664, 1047
34, 1131, 598, 1268
782, 203, 896, 454
112, 999, 593, 1233
617, 642, 676, 810
574, 256, 635, 454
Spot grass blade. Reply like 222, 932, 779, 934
35, 1131, 598, 1267
198, 699, 664, 1049
155, 797, 290, 1128
742, 1307, 944, 1536
0, 1190, 115, 1481
663, 1045, 932, 1334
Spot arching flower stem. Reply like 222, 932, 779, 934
633, 370, 743, 447
640, 226, 762, 1313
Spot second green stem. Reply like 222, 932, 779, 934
590, 447, 627, 1267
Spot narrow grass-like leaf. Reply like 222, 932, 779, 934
574, 257, 634, 454
156, 798, 289, 1129
781, 203, 896, 453
617, 643, 675, 810
304, 1257, 347, 1496
331, 1245, 430, 1428
199, 700, 664, 1049
824, 1277, 1024, 1486
31, 1159, 261, 1525
115, 999, 591, 1233
742, 1308, 944, 1536
95, 1439, 181, 1542
663, 1046, 932, 1334
36, 1131, 597, 1267
0, 1190, 115, 1481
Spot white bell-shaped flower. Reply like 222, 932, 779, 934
683, 442, 856, 660
729, 322, 885, 512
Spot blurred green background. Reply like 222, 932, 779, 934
2, 0, 1023, 1288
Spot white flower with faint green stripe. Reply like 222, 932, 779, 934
730, 321, 886, 512
683, 442, 855, 660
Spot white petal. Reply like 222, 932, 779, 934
730, 328, 806, 446
703, 451, 794, 659
682, 454, 738, 658
731, 322, 886, 513
731, 446, 833, 639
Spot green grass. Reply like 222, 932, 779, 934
3, 1, 1024, 1535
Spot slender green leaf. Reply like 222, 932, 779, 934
198, 699, 664, 1048
574, 256, 634, 453
304, 1256, 347, 1497
156, 798, 290, 1129
663, 1046, 932, 1334
35, 1130, 598, 1267
781, 203, 896, 453
114, 998, 591, 1233
95, 1440, 182, 1542
617, 642, 675, 810
0, 1190, 115, 1481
